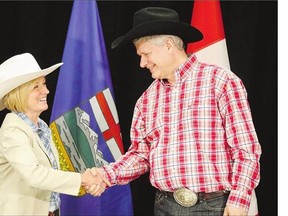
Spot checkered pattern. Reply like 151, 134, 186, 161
103, 54, 261, 211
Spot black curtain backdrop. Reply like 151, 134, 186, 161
0, 1, 277, 215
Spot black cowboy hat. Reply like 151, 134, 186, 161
111, 7, 203, 49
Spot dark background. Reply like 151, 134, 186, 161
0, 1, 277, 215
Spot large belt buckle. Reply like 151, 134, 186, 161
173, 188, 198, 207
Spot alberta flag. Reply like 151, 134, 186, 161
187, 0, 258, 215
49, 0, 133, 215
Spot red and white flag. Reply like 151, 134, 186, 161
187, 0, 258, 215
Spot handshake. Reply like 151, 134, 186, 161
80, 167, 111, 197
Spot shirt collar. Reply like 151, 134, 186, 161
159, 54, 197, 86
14, 111, 49, 133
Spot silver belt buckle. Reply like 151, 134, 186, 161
173, 188, 198, 207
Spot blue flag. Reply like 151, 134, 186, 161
49, 1, 133, 215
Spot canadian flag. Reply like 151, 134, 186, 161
187, 0, 259, 215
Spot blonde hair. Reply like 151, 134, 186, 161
3, 77, 39, 112
133, 35, 185, 50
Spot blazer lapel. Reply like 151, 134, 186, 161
34, 133, 59, 169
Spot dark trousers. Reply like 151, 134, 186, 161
48, 209, 59, 216
154, 190, 229, 216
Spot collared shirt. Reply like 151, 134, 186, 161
15, 112, 60, 212
103, 54, 261, 211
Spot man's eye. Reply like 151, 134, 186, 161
142, 53, 150, 58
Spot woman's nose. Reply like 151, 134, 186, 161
42, 85, 49, 94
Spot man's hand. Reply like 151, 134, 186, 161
80, 168, 111, 196
223, 205, 247, 216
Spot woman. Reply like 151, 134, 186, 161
0, 53, 108, 215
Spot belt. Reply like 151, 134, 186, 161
160, 188, 230, 207
48, 209, 59, 216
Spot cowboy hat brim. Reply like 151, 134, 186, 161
0, 62, 63, 111
111, 20, 203, 49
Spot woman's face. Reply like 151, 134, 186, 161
25, 76, 49, 119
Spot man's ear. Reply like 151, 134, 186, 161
165, 37, 174, 53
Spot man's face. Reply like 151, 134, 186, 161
135, 39, 174, 81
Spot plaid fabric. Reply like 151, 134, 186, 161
103, 54, 261, 211
16, 112, 60, 211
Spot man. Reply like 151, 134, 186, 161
90, 7, 261, 216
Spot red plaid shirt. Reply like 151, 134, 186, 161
103, 54, 261, 211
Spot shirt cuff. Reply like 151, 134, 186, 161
101, 165, 117, 186
226, 189, 251, 212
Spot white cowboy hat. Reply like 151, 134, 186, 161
0, 53, 63, 111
